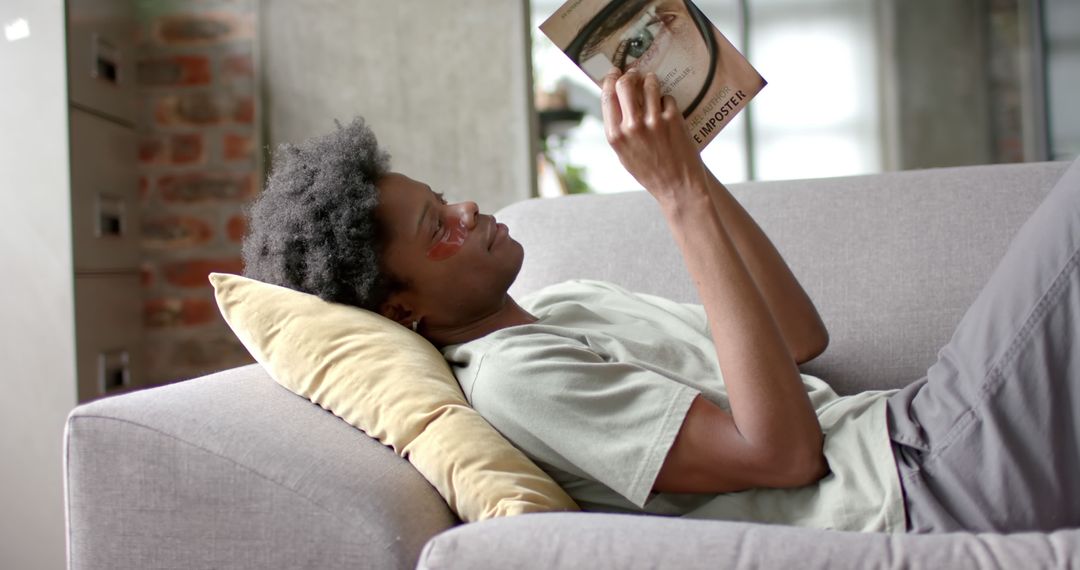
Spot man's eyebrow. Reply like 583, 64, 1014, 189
415, 185, 441, 237
426, 185, 444, 202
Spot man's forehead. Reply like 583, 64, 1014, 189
376, 173, 435, 240
380, 172, 441, 199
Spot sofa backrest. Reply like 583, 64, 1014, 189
496, 160, 1071, 394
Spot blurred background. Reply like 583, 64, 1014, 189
261, 0, 1080, 207
532, 0, 1079, 195
1, 0, 1078, 567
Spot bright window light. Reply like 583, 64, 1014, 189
4, 18, 30, 42
754, 23, 863, 129
756, 133, 870, 180
530, 0, 882, 194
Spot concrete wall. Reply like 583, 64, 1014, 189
1044, 0, 1080, 160
882, 0, 994, 170
260, 0, 536, 212
0, 1, 77, 569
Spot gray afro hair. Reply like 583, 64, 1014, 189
242, 117, 400, 311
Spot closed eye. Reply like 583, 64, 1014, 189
427, 189, 448, 240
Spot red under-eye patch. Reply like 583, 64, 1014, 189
427, 218, 468, 260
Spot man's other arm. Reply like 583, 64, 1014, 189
703, 171, 829, 365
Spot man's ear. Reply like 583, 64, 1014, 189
379, 293, 417, 328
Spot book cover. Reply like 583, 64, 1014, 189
540, 0, 766, 150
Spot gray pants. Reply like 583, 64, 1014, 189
886, 157, 1080, 533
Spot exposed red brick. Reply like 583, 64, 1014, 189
138, 176, 150, 202
138, 138, 165, 164
157, 13, 252, 46
144, 299, 174, 327
233, 96, 254, 124
171, 133, 205, 164
155, 93, 222, 126
142, 215, 214, 249
169, 334, 253, 369
137, 55, 211, 87
159, 172, 254, 203
163, 258, 244, 288
223, 132, 253, 161
144, 297, 217, 328
223, 53, 253, 77
225, 214, 247, 242
153, 98, 173, 125
140, 263, 155, 288
154, 94, 255, 127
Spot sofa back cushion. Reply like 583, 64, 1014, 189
497, 161, 1070, 394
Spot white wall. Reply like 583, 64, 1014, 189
0, 1, 77, 569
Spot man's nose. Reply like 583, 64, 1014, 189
449, 202, 479, 229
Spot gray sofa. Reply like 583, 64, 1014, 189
65, 159, 1080, 569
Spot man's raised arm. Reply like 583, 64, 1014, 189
600, 68, 827, 493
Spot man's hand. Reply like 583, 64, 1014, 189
601, 68, 708, 205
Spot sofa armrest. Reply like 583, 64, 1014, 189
65, 364, 458, 570
418, 512, 1080, 569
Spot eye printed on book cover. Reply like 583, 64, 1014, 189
568, 0, 719, 117
611, 7, 671, 71
576, 1, 673, 76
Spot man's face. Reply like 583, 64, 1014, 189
376, 172, 524, 331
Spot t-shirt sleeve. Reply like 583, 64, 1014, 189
468, 332, 700, 508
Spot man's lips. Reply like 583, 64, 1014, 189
488, 219, 506, 250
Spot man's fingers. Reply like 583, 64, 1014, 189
643, 72, 662, 124
661, 94, 679, 118
601, 69, 623, 142
615, 69, 644, 125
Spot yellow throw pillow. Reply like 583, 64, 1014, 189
209, 272, 579, 521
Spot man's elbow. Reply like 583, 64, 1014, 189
794, 330, 829, 364
797, 447, 830, 486
795, 432, 829, 486
771, 454, 828, 489
763, 436, 829, 488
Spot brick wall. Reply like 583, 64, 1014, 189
135, 0, 259, 385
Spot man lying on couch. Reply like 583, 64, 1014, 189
241, 67, 1080, 534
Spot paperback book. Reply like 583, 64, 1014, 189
540, 0, 766, 150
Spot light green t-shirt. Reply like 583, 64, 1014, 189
442, 279, 906, 533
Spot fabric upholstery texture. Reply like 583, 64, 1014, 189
209, 272, 579, 522
65, 160, 1078, 569
65, 364, 456, 570
418, 512, 1080, 569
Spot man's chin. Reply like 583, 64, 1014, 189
498, 245, 526, 294
509, 240, 525, 275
